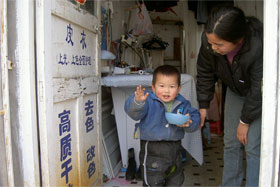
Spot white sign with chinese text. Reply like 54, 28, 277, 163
36, 0, 101, 186
52, 16, 97, 78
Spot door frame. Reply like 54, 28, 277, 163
259, 0, 280, 186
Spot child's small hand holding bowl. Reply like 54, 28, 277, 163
177, 113, 193, 128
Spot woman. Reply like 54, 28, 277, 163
196, 6, 263, 187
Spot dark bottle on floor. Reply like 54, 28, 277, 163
125, 148, 137, 181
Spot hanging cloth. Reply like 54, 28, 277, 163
128, 3, 153, 36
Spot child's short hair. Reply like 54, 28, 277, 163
152, 65, 181, 86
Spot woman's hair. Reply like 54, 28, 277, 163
205, 6, 262, 43
152, 65, 181, 86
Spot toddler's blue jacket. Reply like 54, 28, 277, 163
124, 91, 200, 141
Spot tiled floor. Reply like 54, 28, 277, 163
183, 135, 224, 186
104, 135, 224, 187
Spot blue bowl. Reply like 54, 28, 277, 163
165, 112, 190, 125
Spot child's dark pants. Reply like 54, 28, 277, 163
139, 140, 184, 187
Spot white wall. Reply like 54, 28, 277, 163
110, 1, 135, 41
183, 4, 203, 78
235, 0, 263, 21
7, 0, 39, 186
103, 0, 143, 68
152, 24, 180, 60
7, 1, 24, 185
149, 1, 185, 64
0, 3, 8, 186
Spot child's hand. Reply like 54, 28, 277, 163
177, 113, 192, 128
134, 85, 149, 102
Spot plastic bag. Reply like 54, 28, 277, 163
129, 3, 153, 36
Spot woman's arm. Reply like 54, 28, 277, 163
240, 39, 263, 124
196, 33, 217, 109
196, 33, 217, 127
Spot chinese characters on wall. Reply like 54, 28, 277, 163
58, 110, 73, 186
58, 99, 96, 185
59, 24, 91, 66
84, 99, 96, 178
56, 21, 97, 185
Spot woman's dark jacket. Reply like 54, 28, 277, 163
196, 29, 263, 124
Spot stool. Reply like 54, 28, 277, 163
210, 120, 222, 135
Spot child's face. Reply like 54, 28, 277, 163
152, 73, 181, 103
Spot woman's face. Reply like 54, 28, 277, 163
206, 33, 243, 55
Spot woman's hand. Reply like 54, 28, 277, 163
199, 109, 207, 129
134, 85, 149, 102
237, 123, 249, 145
177, 113, 192, 128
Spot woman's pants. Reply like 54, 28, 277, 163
222, 88, 261, 187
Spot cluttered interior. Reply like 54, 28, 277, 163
100, 0, 263, 186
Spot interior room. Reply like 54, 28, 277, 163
3, 0, 280, 186
100, 0, 263, 186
